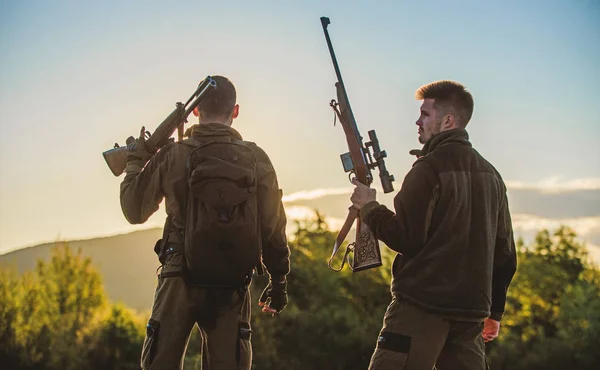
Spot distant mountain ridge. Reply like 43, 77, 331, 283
2, 201, 598, 313
0, 228, 164, 311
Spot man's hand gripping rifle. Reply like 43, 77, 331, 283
102, 76, 217, 176
320, 17, 395, 272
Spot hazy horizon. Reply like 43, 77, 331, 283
3, 182, 600, 266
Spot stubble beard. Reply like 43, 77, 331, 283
419, 118, 443, 145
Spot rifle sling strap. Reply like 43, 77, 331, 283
328, 205, 360, 272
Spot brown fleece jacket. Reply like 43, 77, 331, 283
360, 128, 517, 321
120, 123, 290, 278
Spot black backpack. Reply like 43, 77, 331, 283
181, 137, 261, 289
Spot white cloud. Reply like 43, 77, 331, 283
282, 177, 600, 204
284, 205, 321, 220
510, 214, 600, 262
282, 185, 392, 203
505, 177, 600, 194
283, 205, 347, 243
280, 186, 600, 263
284, 205, 346, 231
282, 187, 352, 203
282, 204, 600, 263
511, 214, 600, 236
283, 207, 600, 243
586, 244, 600, 264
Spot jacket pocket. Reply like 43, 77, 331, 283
140, 318, 160, 369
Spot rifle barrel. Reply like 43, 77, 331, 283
184, 77, 217, 117
320, 17, 361, 139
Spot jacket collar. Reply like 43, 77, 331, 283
420, 128, 471, 156
190, 122, 243, 140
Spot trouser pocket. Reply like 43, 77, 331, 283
369, 330, 411, 369
239, 321, 252, 341
141, 318, 160, 370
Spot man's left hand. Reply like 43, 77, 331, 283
258, 277, 287, 317
482, 318, 500, 342
350, 178, 377, 210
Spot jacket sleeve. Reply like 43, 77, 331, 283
254, 147, 290, 278
119, 147, 170, 224
489, 191, 518, 321
359, 160, 439, 257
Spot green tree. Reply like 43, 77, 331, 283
32, 243, 107, 370
84, 303, 146, 370
488, 226, 600, 370
0, 268, 23, 368
14, 270, 52, 369
556, 267, 600, 368
249, 212, 391, 370
0, 242, 139, 370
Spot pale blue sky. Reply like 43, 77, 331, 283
0, 0, 599, 253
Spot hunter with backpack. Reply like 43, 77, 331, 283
120, 75, 290, 370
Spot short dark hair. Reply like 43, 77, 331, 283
415, 80, 474, 127
197, 75, 236, 120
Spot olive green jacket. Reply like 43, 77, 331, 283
120, 123, 290, 278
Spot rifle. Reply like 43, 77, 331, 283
102, 76, 217, 176
320, 16, 395, 272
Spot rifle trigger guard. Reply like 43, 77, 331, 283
347, 242, 355, 252
343, 242, 355, 268
348, 172, 355, 184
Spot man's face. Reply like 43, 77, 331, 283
416, 98, 443, 144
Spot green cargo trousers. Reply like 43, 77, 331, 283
368, 296, 488, 370
141, 252, 252, 370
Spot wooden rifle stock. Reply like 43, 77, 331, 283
102, 77, 217, 176
320, 16, 395, 272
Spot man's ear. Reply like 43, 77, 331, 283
231, 104, 240, 119
443, 114, 455, 129
193, 106, 200, 118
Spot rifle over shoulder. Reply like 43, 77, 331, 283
102, 76, 217, 176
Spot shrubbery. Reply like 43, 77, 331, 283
1, 221, 598, 369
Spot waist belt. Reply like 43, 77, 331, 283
155, 230, 183, 265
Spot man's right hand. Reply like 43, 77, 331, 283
258, 277, 288, 316
126, 126, 154, 164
